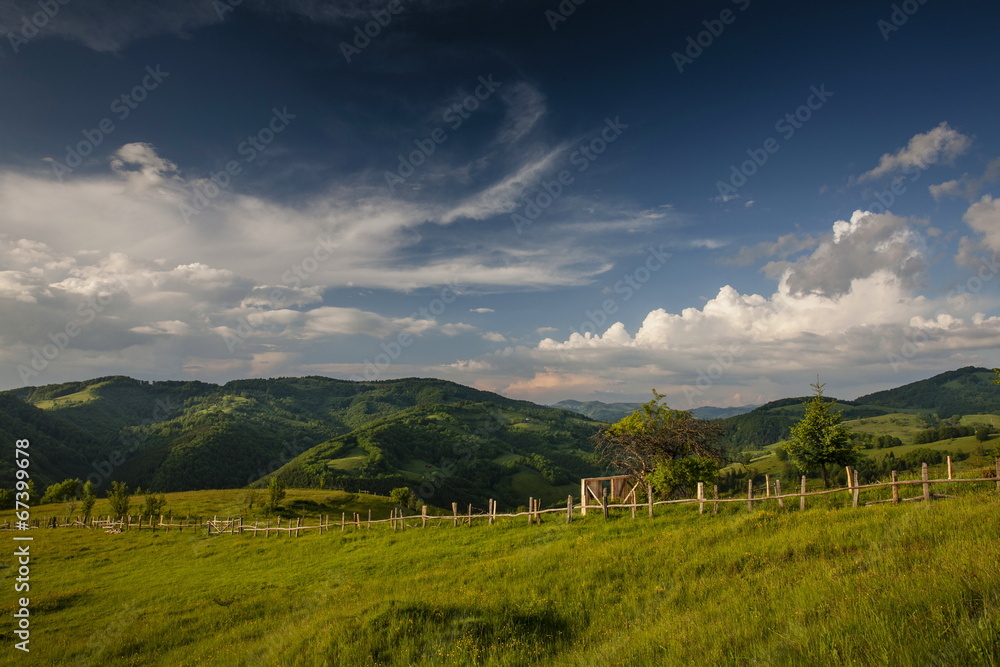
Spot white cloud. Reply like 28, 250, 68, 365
440, 209, 1000, 406
0, 143, 610, 292
962, 195, 1000, 255
469, 307, 495, 313
930, 157, 1000, 201
440, 145, 568, 223
857, 122, 971, 182
773, 211, 928, 298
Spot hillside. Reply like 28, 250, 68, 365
2, 375, 601, 506
0, 392, 104, 488
854, 365, 1000, 416
4, 491, 998, 665
720, 366, 1000, 450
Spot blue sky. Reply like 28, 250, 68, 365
1, 0, 999, 407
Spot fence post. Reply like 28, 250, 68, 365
947, 455, 953, 480
453, 502, 459, 528
775, 479, 784, 509
580, 479, 587, 516
845, 466, 853, 504
467, 504, 473, 526
341, 512, 346, 532
852, 471, 860, 509
800, 476, 807, 511
368, 509, 372, 530
995, 457, 1000, 493
697, 482, 705, 516
713, 484, 719, 515
746, 478, 754, 512
602, 487, 609, 520
922, 463, 931, 501
421, 506, 427, 529
647, 484, 654, 518
891, 470, 899, 504
566, 495, 573, 524
765, 475, 771, 498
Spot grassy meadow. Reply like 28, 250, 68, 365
2, 487, 999, 666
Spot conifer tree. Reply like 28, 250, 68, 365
784, 378, 857, 487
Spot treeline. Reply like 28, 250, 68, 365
912, 424, 993, 444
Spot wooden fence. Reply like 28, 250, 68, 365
5, 457, 998, 536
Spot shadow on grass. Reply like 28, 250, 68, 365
359, 601, 575, 664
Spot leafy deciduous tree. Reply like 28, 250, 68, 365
596, 390, 725, 496
266, 476, 286, 513
107, 481, 131, 520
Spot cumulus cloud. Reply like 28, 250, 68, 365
774, 211, 928, 298
857, 122, 971, 182
440, 207, 1000, 406
961, 195, 1000, 255
444, 270, 1000, 406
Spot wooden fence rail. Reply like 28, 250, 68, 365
5, 457, 998, 535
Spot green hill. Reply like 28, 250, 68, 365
719, 366, 1000, 451
2, 376, 601, 507
0, 392, 104, 489
854, 365, 1000, 416
267, 401, 601, 509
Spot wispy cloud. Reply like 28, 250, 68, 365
856, 122, 971, 182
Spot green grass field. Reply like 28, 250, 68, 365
843, 412, 929, 440
3, 487, 999, 666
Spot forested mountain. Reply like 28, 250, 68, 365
1, 375, 602, 507
2, 366, 996, 503
854, 366, 1000, 416
719, 366, 1000, 450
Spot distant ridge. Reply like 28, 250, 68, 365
552, 399, 758, 422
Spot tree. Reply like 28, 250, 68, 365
142, 490, 168, 518
975, 425, 992, 442
390, 486, 418, 509
266, 476, 286, 513
595, 390, 725, 496
107, 481, 131, 520
80, 481, 97, 521
41, 478, 82, 505
783, 379, 858, 487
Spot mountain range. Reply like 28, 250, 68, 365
2, 366, 997, 508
